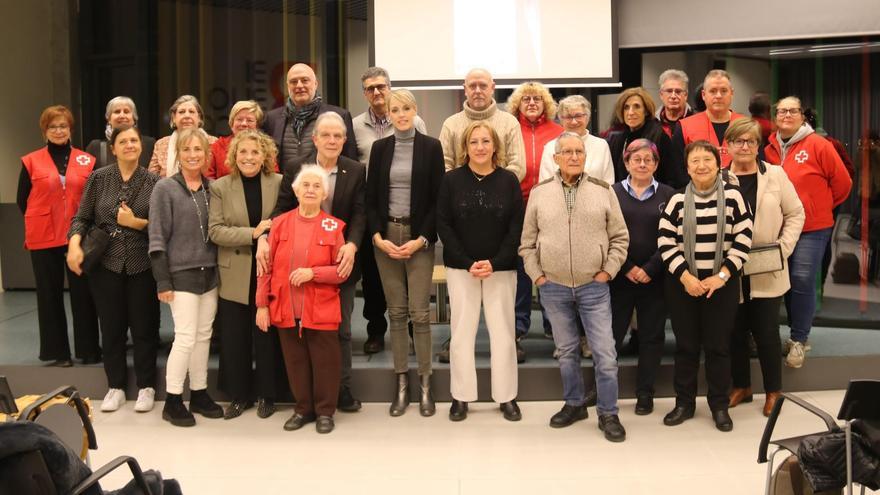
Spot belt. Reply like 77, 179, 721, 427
388, 216, 411, 225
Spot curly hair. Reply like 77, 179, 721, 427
506, 81, 557, 120
226, 129, 278, 177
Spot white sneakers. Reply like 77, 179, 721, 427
784, 339, 809, 369
100, 388, 126, 412
135, 387, 156, 412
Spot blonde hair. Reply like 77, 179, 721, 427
506, 81, 557, 120
175, 128, 210, 160
459, 120, 505, 167
387, 89, 417, 111
226, 129, 277, 177
227, 100, 265, 128
724, 118, 763, 146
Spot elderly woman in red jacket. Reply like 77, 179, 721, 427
256, 164, 348, 434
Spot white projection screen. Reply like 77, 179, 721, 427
369, 0, 618, 88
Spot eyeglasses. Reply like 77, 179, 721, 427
628, 157, 656, 165
776, 108, 802, 116
364, 84, 388, 93
48, 124, 69, 132
557, 149, 585, 157
731, 138, 759, 148
522, 95, 543, 103
660, 88, 686, 96
233, 117, 257, 125
560, 113, 587, 121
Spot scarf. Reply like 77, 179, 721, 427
683, 173, 726, 276
164, 131, 179, 177
285, 95, 323, 137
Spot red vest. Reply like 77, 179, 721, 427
21, 147, 95, 250
679, 111, 746, 168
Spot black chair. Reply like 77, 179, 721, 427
758, 380, 880, 495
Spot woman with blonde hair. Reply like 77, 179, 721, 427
208, 100, 274, 178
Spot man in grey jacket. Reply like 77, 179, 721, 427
519, 132, 629, 442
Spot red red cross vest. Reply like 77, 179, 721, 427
679, 111, 746, 168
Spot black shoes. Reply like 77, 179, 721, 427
363, 336, 385, 354
438, 338, 451, 364
712, 409, 733, 432
663, 405, 695, 426
549, 404, 589, 428
163, 393, 196, 427
337, 386, 362, 412
257, 398, 276, 419
45, 359, 73, 367
316, 415, 335, 434
635, 396, 654, 415
79, 355, 102, 365
598, 414, 627, 442
584, 389, 598, 408
189, 389, 223, 418
500, 400, 522, 422
223, 400, 253, 420
515, 339, 526, 363
283, 413, 316, 431
449, 400, 468, 421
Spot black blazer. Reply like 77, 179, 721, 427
366, 131, 445, 243
263, 102, 358, 162
607, 119, 685, 188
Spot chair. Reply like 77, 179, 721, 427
758, 380, 880, 495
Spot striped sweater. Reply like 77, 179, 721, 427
657, 183, 753, 279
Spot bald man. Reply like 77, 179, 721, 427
264, 63, 358, 169
439, 69, 525, 181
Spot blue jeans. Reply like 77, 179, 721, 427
785, 227, 832, 343
515, 257, 551, 338
539, 280, 619, 415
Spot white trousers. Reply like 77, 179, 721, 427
166, 288, 218, 394
446, 268, 518, 403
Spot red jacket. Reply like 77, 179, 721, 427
21, 147, 95, 250
518, 113, 562, 202
679, 110, 746, 168
208, 134, 280, 179
765, 132, 852, 233
255, 209, 348, 331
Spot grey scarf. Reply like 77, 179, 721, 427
683, 173, 726, 276
285, 95, 323, 137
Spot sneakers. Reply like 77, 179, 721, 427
100, 388, 126, 412
134, 387, 155, 412
579, 336, 592, 358
785, 340, 807, 368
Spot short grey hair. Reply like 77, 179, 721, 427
557, 95, 592, 123
554, 132, 585, 154
658, 69, 689, 88
292, 164, 330, 196
105, 96, 138, 122
168, 94, 205, 130
704, 69, 733, 88
312, 112, 347, 137
361, 67, 390, 86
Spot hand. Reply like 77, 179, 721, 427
252, 219, 272, 239
625, 266, 651, 284
66, 245, 84, 276
700, 275, 727, 298
289, 268, 314, 287
397, 239, 424, 257
256, 307, 270, 332
374, 234, 402, 258
468, 260, 493, 279
336, 242, 357, 278
594, 271, 611, 283
680, 272, 706, 297
535, 276, 548, 286
157, 291, 174, 303
256, 235, 270, 276
116, 202, 135, 228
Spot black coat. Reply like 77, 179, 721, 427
607, 119, 685, 188
365, 131, 445, 243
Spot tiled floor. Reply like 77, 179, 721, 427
86, 390, 849, 495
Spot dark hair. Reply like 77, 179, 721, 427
692, 83, 707, 112
803, 108, 819, 129
109, 125, 142, 146
684, 140, 721, 168
748, 91, 771, 117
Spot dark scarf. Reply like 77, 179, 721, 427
285, 95, 323, 137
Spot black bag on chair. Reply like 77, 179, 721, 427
80, 227, 111, 275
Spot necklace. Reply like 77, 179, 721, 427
470, 166, 492, 182
188, 182, 210, 244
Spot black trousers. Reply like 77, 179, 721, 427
611, 279, 667, 398
30, 246, 100, 361
89, 266, 159, 389
359, 233, 388, 338
217, 297, 288, 401
665, 275, 740, 411
731, 294, 783, 392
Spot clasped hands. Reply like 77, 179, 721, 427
680, 270, 727, 298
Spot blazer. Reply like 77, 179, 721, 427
739, 162, 805, 299
208, 172, 282, 305
272, 152, 366, 284
263, 102, 358, 162
365, 131, 445, 243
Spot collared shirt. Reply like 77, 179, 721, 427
368, 108, 389, 140
316, 156, 339, 214
622, 176, 659, 201
558, 171, 583, 215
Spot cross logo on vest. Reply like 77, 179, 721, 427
76, 155, 92, 166
321, 218, 338, 232
794, 150, 809, 164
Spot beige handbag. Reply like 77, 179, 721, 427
743, 243, 784, 276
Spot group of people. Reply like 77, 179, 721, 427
19, 63, 852, 440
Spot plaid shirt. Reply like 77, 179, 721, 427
559, 171, 583, 215
368, 108, 389, 139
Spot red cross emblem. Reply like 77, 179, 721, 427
76, 155, 91, 166
321, 218, 338, 232
794, 150, 809, 164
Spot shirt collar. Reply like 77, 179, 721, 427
623, 176, 658, 199
367, 108, 388, 127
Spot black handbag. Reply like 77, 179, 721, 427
80, 226, 112, 274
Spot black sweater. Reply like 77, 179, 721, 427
608, 119, 685, 188
612, 181, 676, 282
436, 166, 523, 271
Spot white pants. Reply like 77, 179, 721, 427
166, 288, 218, 394
446, 268, 518, 403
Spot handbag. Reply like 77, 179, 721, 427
80, 226, 112, 274
743, 243, 784, 276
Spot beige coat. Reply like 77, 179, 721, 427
740, 162, 805, 298
208, 172, 282, 305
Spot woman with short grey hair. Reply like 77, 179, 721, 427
86, 96, 156, 169
149, 94, 217, 177
539, 95, 614, 185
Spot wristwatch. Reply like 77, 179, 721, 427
717, 271, 728, 282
